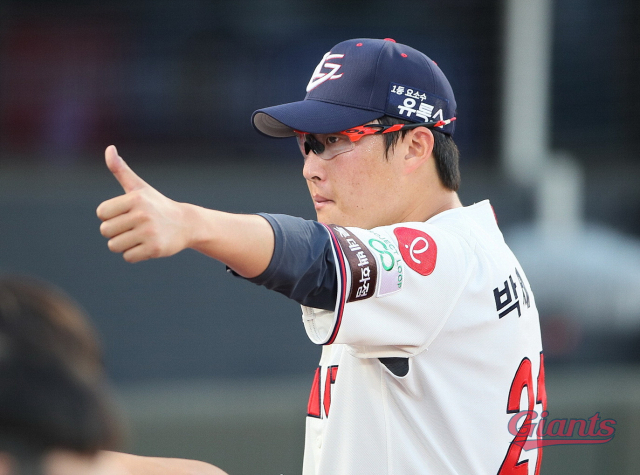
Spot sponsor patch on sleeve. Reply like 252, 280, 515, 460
386, 82, 449, 124
393, 227, 437, 276
367, 230, 403, 298
329, 225, 378, 302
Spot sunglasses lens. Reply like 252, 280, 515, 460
296, 132, 354, 160
296, 134, 310, 155
308, 135, 325, 155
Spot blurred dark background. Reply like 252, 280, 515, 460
1, 1, 640, 473
1, 0, 639, 164
0, 0, 500, 164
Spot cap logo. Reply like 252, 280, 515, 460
306, 52, 345, 92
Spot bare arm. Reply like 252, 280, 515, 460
95, 451, 229, 475
96, 146, 274, 278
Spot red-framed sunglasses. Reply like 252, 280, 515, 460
295, 117, 456, 160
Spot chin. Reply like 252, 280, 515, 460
314, 211, 334, 225
318, 215, 355, 228
315, 208, 366, 228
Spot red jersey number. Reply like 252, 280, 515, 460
307, 366, 339, 419
498, 353, 546, 475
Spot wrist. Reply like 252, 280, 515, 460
180, 203, 217, 253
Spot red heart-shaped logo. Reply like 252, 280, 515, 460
393, 227, 437, 276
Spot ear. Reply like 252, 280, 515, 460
401, 127, 434, 175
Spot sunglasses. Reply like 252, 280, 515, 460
295, 117, 456, 160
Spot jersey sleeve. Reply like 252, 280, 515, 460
241, 213, 338, 311
302, 223, 475, 357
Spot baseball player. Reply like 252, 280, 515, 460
97, 38, 546, 474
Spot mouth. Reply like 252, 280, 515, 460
312, 194, 334, 210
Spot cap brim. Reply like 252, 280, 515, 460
252, 99, 384, 138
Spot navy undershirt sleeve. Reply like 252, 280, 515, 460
239, 213, 337, 311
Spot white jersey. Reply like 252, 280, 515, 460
301, 200, 546, 475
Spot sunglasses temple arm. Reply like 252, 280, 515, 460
431, 117, 456, 128
380, 124, 404, 134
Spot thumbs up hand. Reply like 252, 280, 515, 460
97, 146, 191, 263
104, 144, 149, 194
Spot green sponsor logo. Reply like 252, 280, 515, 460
368, 238, 395, 271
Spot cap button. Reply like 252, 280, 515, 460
383, 38, 396, 43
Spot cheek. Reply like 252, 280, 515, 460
340, 171, 381, 215
329, 139, 390, 212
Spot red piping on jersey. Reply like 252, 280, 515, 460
322, 224, 347, 345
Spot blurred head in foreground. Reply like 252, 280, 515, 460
0, 276, 122, 475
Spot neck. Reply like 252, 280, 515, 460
403, 189, 462, 224
425, 191, 463, 220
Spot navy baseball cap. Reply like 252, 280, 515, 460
252, 38, 457, 137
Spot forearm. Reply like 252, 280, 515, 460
183, 204, 274, 279
97, 148, 334, 300
98, 147, 274, 273
96, 451, 229, 475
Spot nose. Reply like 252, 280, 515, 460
302, 151, 327, 183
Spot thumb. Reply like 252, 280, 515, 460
105, 145, 147, 193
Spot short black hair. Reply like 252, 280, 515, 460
377, 115, 461, 191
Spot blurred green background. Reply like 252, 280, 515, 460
1, 0, 639, 473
